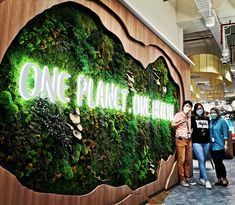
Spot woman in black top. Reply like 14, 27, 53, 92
191, 103, 212, 189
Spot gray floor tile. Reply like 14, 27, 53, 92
163, 158, 235, 205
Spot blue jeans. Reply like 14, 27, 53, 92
192, 143, 210, 181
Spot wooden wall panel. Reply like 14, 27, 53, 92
0, 154, 177, 205
0, 165, 132, 205
165, 161, 178, 190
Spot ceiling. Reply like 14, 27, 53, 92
176, 0, 235, 104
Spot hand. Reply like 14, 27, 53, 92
224, 140, 228, 152
178, 118, 186, 124
224, 144, 228, 152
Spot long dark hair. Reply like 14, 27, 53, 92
192, 103, 206, 118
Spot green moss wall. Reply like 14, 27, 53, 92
0, 2, 179, 195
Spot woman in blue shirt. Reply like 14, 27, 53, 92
210, 107, 229, 186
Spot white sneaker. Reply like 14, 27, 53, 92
205, 181, 212, 189
186, 178, 196, 186
199, 178, 206, 186
180, 181, 190, 187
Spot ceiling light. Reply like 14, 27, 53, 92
205, 1, 215, 28
220, 56, 229, 64
222, 48, 230, 58
231, 65, 235, 72
205, 16, 215, 27
221, 58, 227, 64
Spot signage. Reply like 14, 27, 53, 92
19, 62, 174, 120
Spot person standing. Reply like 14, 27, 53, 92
210, 107, 229, 186
191, 103, 212, 189
171, 100, 196, 187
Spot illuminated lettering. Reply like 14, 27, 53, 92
57, 71, 71, 103
105, 83, 119, 109
19, 62, 175, 121
96, 81, 106, 108
19, 62, 42, 100
152, 100, 160, 119
40, 66, 58, 102
133, 95, 150, 117
19, 63, 70, 102
160, 102, 166, 119
143, 96, 150, 116
87, 78, 95, 108
152, 100, 174, 120
133, 95, 139, 115
120, 89, 128, 112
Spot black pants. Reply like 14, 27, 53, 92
210, 149, 227, 178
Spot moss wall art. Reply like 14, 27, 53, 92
0, 2, 179, 195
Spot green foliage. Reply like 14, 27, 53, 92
157, 58, 169, 86
160, 120, 174, 159
72, 144, 82, 163
0, 91, 19, 123
0, 91, 12, 106
109, 119, 121, 143
137, 145, 151, 181
149, 120, 161, 161
0, 2, 179, 195
117, 119, 138, 186
60, 159, 74, 180
18, 12, 66, 52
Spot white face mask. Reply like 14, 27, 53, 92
196, 109, 203, 116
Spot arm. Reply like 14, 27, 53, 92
221, 120, 229, 151
224, 139, 228, 151
171, 112, 185, 128
221, 120, 229, 139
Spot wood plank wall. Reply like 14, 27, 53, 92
0, 0, 191, 103
0, 154, 178, 205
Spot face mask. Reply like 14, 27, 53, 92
196, 109, 203, 116
211, 113, 218, 119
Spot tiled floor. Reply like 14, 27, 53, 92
148, 157, 235, 205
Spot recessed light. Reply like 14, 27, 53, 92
205, 16, 215, 27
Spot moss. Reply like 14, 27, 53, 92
160, 120, 173, 159
0, 91, 12, 107
0, 91, 19, 123
60, 159, 74, 180
72, 144, 82, 163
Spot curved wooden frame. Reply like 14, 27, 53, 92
0, 154, 177, 205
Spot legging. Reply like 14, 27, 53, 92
210, 149, 226, 178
